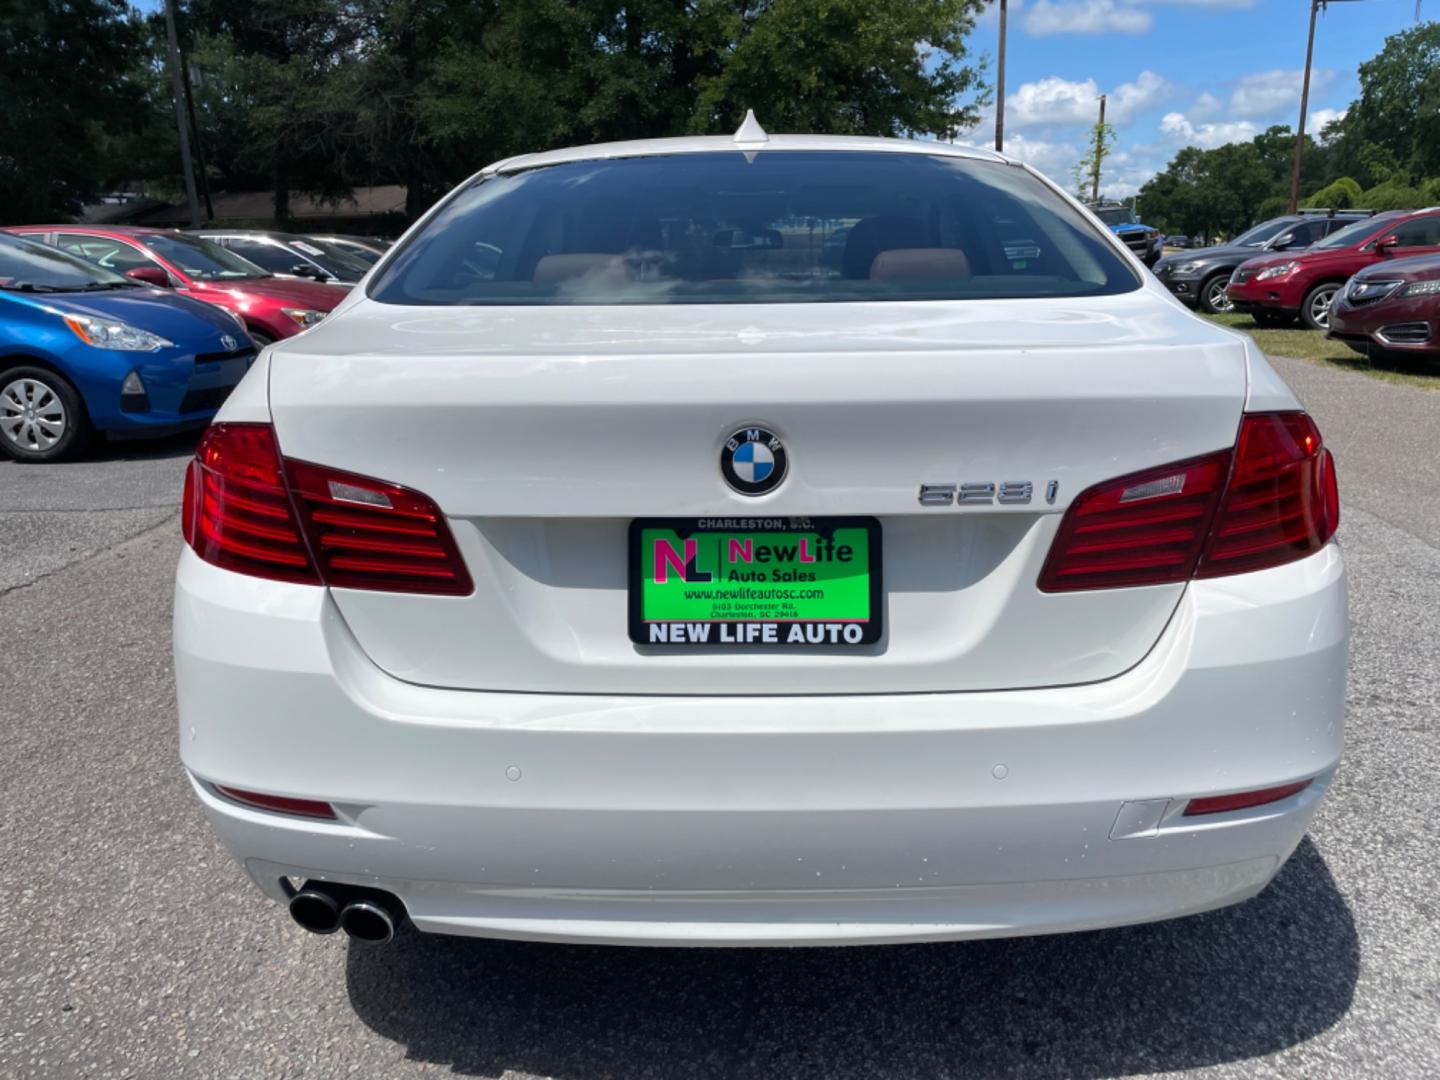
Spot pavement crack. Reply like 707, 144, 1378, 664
0, 513, 181, 601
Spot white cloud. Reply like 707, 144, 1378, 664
986, 133, 1079, 176
1307, 107, 1346, 137
1159, 111, 1260, 149
1003, 70, 1178, 129
1023, 0, 1152, 37
1019, 0, 1257, 38
1188, 91, 1223, 121
1228, 69, 1332, 119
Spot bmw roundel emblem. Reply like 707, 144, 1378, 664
721, 426, 788, 496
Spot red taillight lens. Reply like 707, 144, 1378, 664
1183, 779, 1311, 816
1196, 412, 1338, 578
286, 459, 474, 595
213, 784, 337, 820
183, 423, 471, 595
1040, 411, 1338, 592
188, 423, 320, 585
1038, 451, 1231, 592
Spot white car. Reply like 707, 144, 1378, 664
174, 120, 1346, 948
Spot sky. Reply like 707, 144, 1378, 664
961, 0, 1428, 198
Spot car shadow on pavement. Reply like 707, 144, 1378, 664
90, 429, 204, 462
344, 838, 1357, 1079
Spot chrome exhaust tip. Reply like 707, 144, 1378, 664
339, 898, 396, 944
288, 888, 341, 935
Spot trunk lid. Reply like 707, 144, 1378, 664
268, 293, 1248, 695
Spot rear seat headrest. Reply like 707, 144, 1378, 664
868, 248, 971, 281
532, 254, 630, 285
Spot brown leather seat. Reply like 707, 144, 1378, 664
868, 248, 971, 281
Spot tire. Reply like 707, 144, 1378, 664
1253, 310, 1296, 329
0, 365, 93, 462
1301, 282, 1341, 331
1198, 273, 1235, 315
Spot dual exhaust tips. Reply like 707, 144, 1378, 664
288, 882, 403, 944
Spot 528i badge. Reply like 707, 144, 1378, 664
628, 517, 882, 647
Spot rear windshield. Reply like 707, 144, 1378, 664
369, 151, 1139, 306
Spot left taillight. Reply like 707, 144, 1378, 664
182, 422, 472, 595
186, 423, 320, 585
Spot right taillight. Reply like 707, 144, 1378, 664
1195, 411, 1338, 578
183, 422, 472, 595
1040, 411, 1338, 592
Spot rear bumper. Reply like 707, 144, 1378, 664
174, 543, 1347, 946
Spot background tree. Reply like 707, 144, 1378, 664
0, 0, 148, 222
1072, 119, 1116, 201
690, 0, 986, 137
185, 0, 370, 223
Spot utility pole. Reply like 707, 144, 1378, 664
1289, 0, 1365, 213
181, 58, 213, 220
1090, 94, 1106, 203
995, 0, 1007, 152
163, 0, 202, 228
1289, 1, 1320, 214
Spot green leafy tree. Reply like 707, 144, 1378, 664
690, 0, 987, 137
186, 0, 371, 222
1301, 177, 1363, 210
1324, 21, 1440, 186
1357, 180, 1426, 211
1072, 120, 1116, 200
0, 0, 148, 221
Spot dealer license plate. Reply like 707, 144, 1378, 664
628, 517, 882, 647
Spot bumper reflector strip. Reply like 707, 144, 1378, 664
213, 784, 338, 820
1183, 779, 1312, 817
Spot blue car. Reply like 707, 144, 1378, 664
0, 233, 254, 461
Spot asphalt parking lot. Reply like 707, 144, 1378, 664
1, 356, 1437, 1079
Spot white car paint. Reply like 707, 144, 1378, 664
176, 132, 1345, 946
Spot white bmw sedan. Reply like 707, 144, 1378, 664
174, 127, 1345, 948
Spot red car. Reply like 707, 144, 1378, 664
1227, 208, 1440, 329
1328, 253, 1440, 360
5, 226, 347, 346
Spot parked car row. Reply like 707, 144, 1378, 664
1154, 206, 1440, 360
1152, 210, 1369, 315
0, 225, 391, 461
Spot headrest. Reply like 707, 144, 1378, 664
532, 254, 629, 286
868, 248, 971, 281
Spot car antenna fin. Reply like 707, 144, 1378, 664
733, 109, 769, 145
